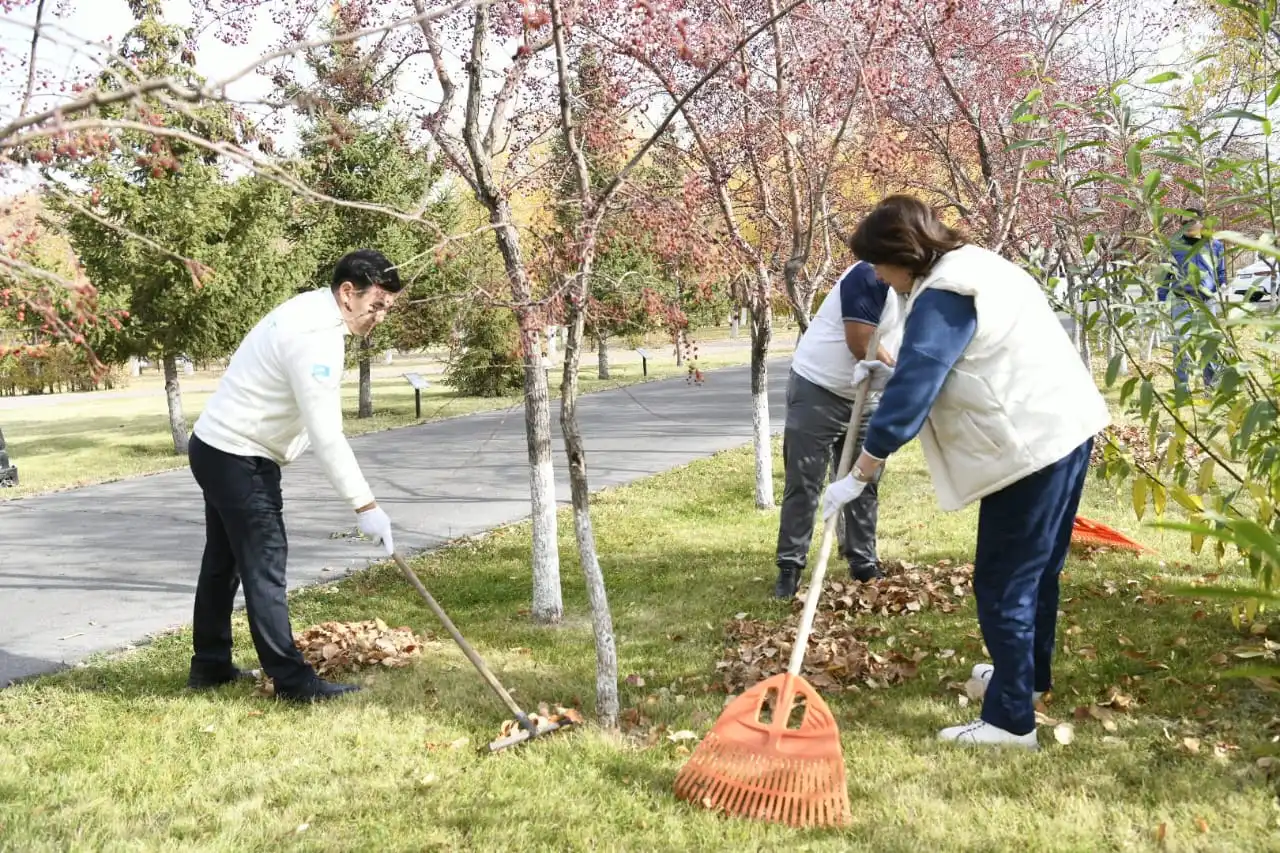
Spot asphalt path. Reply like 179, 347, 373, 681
0, 358, 792, 686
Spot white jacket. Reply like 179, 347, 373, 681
193, 288, 375, 511
905, 245, 1110, 511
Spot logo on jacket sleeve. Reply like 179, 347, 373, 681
311, 363, 332, 381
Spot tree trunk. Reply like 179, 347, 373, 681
162, 353, 189, 455
730, 305, 740, 338
749, 290, 774, 509
1076, 280, 1093, 370
484, 211, 562, 623
674, 276, 684, 367
358, 335, 373, 419
596, 334, 610, 379
560, 293, 619, 728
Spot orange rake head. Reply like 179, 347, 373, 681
1071, 515, 1147, 553
673, 671, 851, 829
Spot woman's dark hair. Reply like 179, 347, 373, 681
850, 195, 966, 277
331, 248, 403, 294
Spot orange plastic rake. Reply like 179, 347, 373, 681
1071, 515, 1148, 553
671, 332, 884, 830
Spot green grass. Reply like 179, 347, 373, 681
1, 334, 791, 499
2, 435, 1276, 851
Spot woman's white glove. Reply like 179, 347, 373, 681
852, 359, 895, 392
357, 505, 395, 555
822, 474, 868, 522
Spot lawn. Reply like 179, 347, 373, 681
0, 331, 793, 499
2, 434, 1276, 851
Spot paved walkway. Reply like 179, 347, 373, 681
0, 359, 792, 686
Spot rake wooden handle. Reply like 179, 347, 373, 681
787, 324, 884, 677
392, 551, 538, 735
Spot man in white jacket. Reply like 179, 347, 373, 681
185, 249, 400, 702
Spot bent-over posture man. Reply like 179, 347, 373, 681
773, 259, 903, 598
185, 249, 401, 702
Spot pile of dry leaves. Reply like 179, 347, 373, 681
714, 561, 974, 695
496, 703, 584, 740
1091, 424, 1203, 469
293, 618, 431, 677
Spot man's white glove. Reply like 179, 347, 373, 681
852, 359, 894, 392
357, 505, 395, 556
822, 474, 868, 522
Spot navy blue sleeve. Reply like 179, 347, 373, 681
862, 289, 978, 460
839, 263, 888, 326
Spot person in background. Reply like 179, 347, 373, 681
773, 258, 904, 599
185, 249, 401, 703
1158, 206, 1226, 392
822, 195, 1110, 749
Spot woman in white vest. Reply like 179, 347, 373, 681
822, 195, 1111, 750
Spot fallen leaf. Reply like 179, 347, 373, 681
201, 724, 215, 734
296, 824, 310, 834
1053, 722, 1075, 745
1209, 653, 1229, 666
1182, 737, 1201, 754
1156, 822, 1167, 844
449, 737, 470, 750
290, 620, 429, 677
626, 674, 646, 687
1195, 817, 1209, 833
715, 562, 972, 695
668, 730, 698, 743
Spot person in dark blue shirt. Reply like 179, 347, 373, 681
822, 194, 1110, 750
773, 259, 902, 599
1158, 207, 1226, 392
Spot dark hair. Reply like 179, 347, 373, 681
331, 248, 403, 294
1182, 206, 1204, 223
850, 195, 966, 277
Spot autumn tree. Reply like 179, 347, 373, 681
595, 0, 879, 508
40, 1, 303, 454
281, 6, 460, 418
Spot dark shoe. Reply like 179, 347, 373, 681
850, 563, 885, 583
274, 677, 361, 704
187, 664, 259, 690
774, 567, 801, 599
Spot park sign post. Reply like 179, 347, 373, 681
0, 426, 16, 487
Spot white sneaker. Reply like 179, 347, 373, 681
970, 663, 1044, 703
939, 719, 1039, 750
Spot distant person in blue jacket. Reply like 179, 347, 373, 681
822, 195, 1110, 750
1158, 207, 1226, 391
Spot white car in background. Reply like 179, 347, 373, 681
1225, 258, 1278, 303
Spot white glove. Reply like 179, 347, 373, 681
357, 505, 395, 555
821, 474, 867, 522
852, 359, 894, 392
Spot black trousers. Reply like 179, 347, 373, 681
188, 433, 316, 689
775, 370, 880, 576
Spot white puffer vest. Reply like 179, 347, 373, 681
905, 244, 1111, 511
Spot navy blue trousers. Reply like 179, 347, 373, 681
974, 437, 1092, 735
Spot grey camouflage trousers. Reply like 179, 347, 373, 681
775, 370, 880, 578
